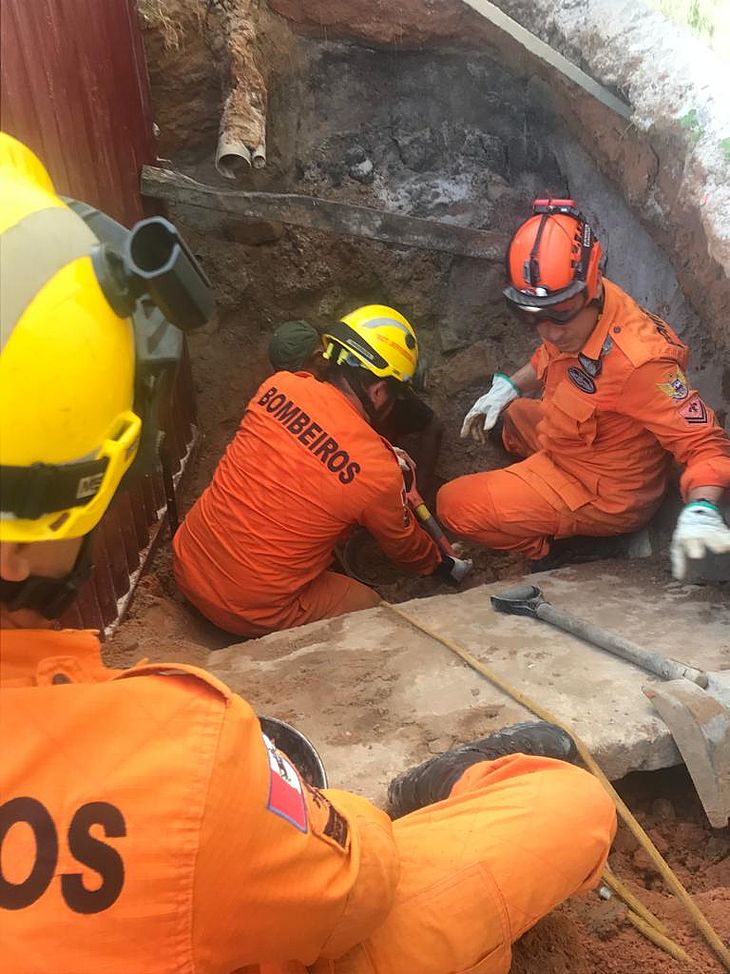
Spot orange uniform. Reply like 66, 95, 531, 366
439, 279, 730, 559
173, 372, 441, 636
1, 629, 616, 974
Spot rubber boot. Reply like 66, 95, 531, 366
387, 720, 577, 819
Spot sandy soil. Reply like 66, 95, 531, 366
512, 767, 729, 974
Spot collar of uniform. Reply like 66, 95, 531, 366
0, 628, 117, 687
579, 281, 616, 363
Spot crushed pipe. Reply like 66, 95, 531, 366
206, 0, 268, 177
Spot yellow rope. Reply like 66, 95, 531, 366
385, 601, 730, 972
603, 865, 667, 935
626, 911, 699, 968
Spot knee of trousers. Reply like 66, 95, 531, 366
436, 475, 497, 539
550, 764, 617, 887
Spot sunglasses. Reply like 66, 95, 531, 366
506, 291, 589, 325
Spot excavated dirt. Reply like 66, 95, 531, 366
512, 767, 730, 974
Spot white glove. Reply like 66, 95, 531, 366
670, 501, 730, 579
460, 373, 519, 442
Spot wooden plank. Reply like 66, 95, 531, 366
141, 165, 510, 261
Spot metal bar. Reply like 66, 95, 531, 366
462, 0, 632, 120
140, 165, 510, 261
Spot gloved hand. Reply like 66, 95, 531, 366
460, 373, 520, 443
434, 554, 473, 585
670, 501, 730, 579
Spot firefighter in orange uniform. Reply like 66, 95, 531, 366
440, 199, 730, 575
173, 305, 469, 637
1, 135, 616, 974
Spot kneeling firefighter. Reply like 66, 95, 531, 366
173, 304, 471, 636
1, 134, 616, 974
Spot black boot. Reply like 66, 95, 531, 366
530, 533, 633, 573
387, 721, 577, 819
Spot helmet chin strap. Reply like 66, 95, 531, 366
0, 533, 95, 621
328, 361, 379, 424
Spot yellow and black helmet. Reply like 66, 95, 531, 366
323, 304, 418, 383
0, 133, 141, 543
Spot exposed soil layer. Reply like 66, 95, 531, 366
512, 766, 730, 974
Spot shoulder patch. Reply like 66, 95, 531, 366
657, 366, 689, 401
678, 394, 708, 425
305, 784, 350, 851
263, 733, 309, 832
567, 367, 596, 394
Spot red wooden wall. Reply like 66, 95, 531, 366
1, 0, 198, 634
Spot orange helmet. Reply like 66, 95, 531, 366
504, 199, 603, 314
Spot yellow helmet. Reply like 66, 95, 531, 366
0, 133, 140, 543
322, 304, 418, 382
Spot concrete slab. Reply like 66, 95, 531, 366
204, 560, 729, 806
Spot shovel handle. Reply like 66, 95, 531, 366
537, 603, 709, 687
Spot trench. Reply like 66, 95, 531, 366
138, 13, 728, 602
112, 6, 730, 972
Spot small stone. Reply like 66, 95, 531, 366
650, 797, 676, 821
426, 736, 453, 754
705, 834, 730, 862
348, 158, 374, 184
394, 129, 440, 172
344, 144, 367, 166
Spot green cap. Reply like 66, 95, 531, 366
268, 320, 320, 372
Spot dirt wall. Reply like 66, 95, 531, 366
140, 0, 729, 434
263, 0, 730, 367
